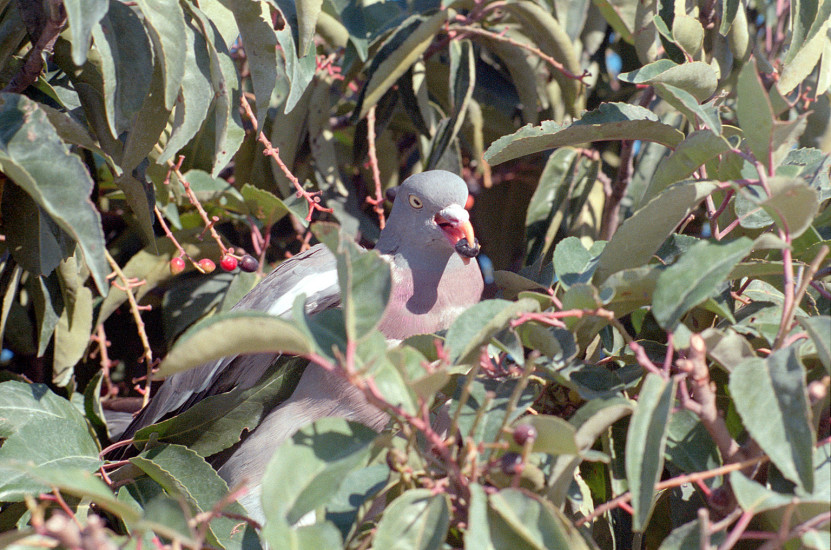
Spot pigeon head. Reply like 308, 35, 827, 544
377, 170, 480, 260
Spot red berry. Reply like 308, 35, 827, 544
500, 452, 523, 475
239, 254, 259, 273
169, 257, 186, 275
220, 255, 238, 272
198, 258, 216, 273
513, 424, 537, 446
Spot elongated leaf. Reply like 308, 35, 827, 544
220, 0, 278, 129
0, 381, 101, 501
445, 298, 540, 364
594, 179, 716, 282
736, 59, 774, 171
488, 489, 592, 549
92, 1, 154, 135
157, 18, 213, 164
450, 377, 538, 445
296, 0, 323, 57
503, 0, 584, 114
65, 0, 109, 65
619, 60, 717, 102
131, 443, 248, 549
157, 311, 313, 377
275, 0, 316, 114
0, 94, 109, 294
730, 347, 815, 491
53, 286, 93, 387
625, 373, 677, 531
185, 3, 246, 176
642, 131, 731, 204
355, 11, 446, 119
799, 316, 831, 373
553, 237, 603, 290
14, 467, 140, 522
485, 102, 685, 166
373, 489, 449, 550
759, 177, 821, 239
652, 237, 753, 330
261, 418, 376, 526
133, 358, 305, 456
136, 0, 187, 109
514, 416, 579, 455
653, 83, 722, 133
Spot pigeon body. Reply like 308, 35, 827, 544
117, 170, 484, 520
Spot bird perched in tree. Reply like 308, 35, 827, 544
115, 170, 484, 520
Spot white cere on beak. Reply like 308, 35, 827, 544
437, 204, 469, 225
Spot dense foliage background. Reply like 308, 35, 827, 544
0, 0, 829, 547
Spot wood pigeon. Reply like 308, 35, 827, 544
115, 170, 484, 520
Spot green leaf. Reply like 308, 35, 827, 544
503, 0, 584, 115
130, 443, 248, 549
779, 10, 831, 94
465, 483, 494, 550
373, 489, 450, 550
799, 316, 831, 374
719, 0, 741, 35
642, 130, 731, 204
665, 410, 720, 477
332, 235, 391, 342
120, 60, 171, 173
136, 0, 187, 110
133, 358, 305, 456
595, 179, 716, 282
445, 298, 540, 364
184, 3, 246, 176
485, 102, 685, 166
355, 11, 446, 119
296, 0, 323, 57
652, 237, 753, 330
157, 17, 214, 164
1, 183, 76, 279
553, 237, 604, 290
488, 489, 592, 549
759, 177, 821, 239
618, 60, 717, 102
261, 418, 377, 526
524, 148, 599, 264
658, 517, 726, 549
450, 377, 538, 445
736, 59, 775, 171
241, 183, 291, 227
12, 466, 140, 523
92, 1, 154, 136
653, 83, 722, 133
730, 347, 815, 491
0, 93, 109, 294
275, 0, 316, 114
64, 0, 109, 65
0, 381, 101, 501
700, 327, 757, 371
625, 373, 677, 531
220, 0, 279, 129
514, 416, 579, 455
53, 285, 93, 387
600, 265, 662, 318
157, 311, 313, 378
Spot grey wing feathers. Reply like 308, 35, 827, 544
117, 244, 340, 440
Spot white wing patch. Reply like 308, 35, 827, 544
266, 268, 339, 318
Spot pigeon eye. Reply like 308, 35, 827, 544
408, 194, 423, 209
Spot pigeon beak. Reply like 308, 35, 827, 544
435, 204, 481, 259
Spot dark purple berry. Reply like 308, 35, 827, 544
513, 424, 537, 446
239, 254, 259, 273
500, 452, 523, 475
